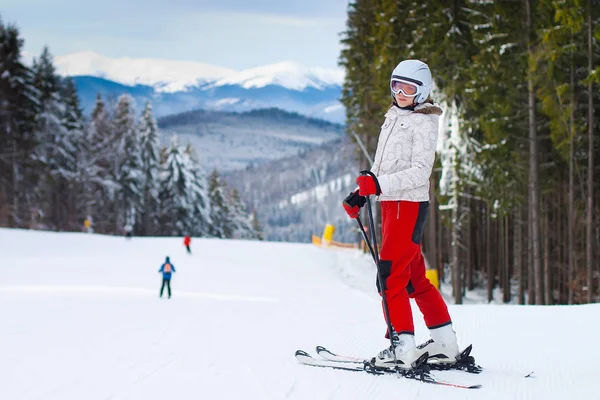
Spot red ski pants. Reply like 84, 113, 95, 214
378, 200, 451, 336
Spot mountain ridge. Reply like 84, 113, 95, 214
156, 106, 345, 173
70, 75, 344, 123
57, 51, 345, 123
55, 51, 344, 92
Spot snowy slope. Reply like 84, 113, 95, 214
1, 228, 598, 399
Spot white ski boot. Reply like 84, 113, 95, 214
373, 333, 422, 370
416, 324, 460, 364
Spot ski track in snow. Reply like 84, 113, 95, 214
0, 229, 598, 399
0, 285, 278, 302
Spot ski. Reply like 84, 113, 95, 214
295, 350, 482, 389
316, 344, 483, 374
315, 345, 365, 363
315, 345, 535, 378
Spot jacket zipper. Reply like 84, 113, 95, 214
375, 116, 399, 176
397, 202, 400, 219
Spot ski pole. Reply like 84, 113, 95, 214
356, 216, 377, 266
359, 170, 398, 359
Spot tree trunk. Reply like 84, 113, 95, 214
452, 203, 461, 302
11, 141, 19, 228
452, 195, 461, 304
568, 51, 576, 305
564, 185, 570, 303
559, 184, 567, 303
586, 0, 594, 303
528, 197, 535, 304
504, 214, 510, 303
516, 207, 524, 304
451, 107, 462, 304
493, 217, 505, 297
466, 191, 473, 291
525, 0, 543, 304
438, 206, 444, 282
428, 176, 439, 277
543, 200, 551, 304
487, 205, 493, 302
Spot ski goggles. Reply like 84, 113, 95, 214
390, 78, 419, 97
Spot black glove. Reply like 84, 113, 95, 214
342, 190, 366, 219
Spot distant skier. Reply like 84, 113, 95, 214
343, 60, 461, 370
158, 256, 176, 299
124, 224, 133, 240
183, 235, 191, 254
83, 216, 93, 233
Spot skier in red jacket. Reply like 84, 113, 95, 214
183, 235, 191, 254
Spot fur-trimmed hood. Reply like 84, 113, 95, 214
386, 101, 443, 118
413, 102, 443, 115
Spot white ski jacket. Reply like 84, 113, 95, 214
371, 102, 443, 202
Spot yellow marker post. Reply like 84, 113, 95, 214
426, 269, 439, 290
322, 224, 335, 245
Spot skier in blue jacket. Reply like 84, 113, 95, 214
158, 256, 176, 299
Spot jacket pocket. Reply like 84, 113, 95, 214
411, 201, 429, 245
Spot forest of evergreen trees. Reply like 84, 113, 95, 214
340, 1, 599, 305
0, 17, 262, 240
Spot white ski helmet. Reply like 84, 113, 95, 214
390, 60, 433, 104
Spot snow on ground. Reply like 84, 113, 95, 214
1, 228, 598, 399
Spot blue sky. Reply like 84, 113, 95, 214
2, 0, 349, 70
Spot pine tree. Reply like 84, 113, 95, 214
339, 0, 382, 165
32, 46, 74, 230
158, 136, 193, 235
111, 94, 141, 233
137, 101, 161, 235
86, 93, 113, 233
229, 188, 254, 239
208, 169, 233, 238
0, 18, 38, 227
250, 210, 263, 241
462, 1, 537, 303
59, 76, 85, 230
535, 0, 589, 304
183, 144, 211, 237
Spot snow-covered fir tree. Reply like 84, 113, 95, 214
111, 94, 141, 233
182, 144, 211, 236
228, 188, 255, 239
250, 210, 263, 241
137, 101, 161, 236
31, 46, 75, 230
158, 136, 194, 235
208, 169, 233, 238
86, 94, 114, 233
0, 19, 38, 227
59, 76, 85, 229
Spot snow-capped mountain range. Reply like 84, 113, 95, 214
55, 52, 345, 122
54, 51, 234, 93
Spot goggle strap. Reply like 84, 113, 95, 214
391, 75, 423, 86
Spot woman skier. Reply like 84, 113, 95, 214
343, 60, 460, 370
